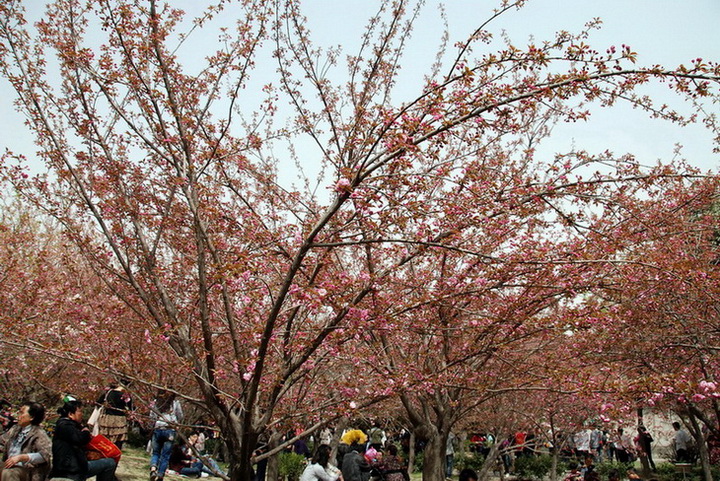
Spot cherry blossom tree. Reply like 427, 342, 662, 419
1, 1, 719, 480
566, 179, 720, 480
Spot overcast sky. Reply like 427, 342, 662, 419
1, 0, 718, 175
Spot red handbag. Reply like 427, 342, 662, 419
85, 434, 122, 464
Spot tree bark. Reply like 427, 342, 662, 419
265, 432, 282, 481
478, 442, 501, 481
422, 432, 447, 481
408, 431, 416, 474
687, 411, 713, 481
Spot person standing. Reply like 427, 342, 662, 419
613, 428, 631, 463
589, 427, 603, 462
368, 423, 385, 452
0, 401, 15, 433
149, 392, 183, 481
95, 380, 133, 450
446, 432, 457, 479
635, 426, 655, 471
0, 402, 51, 481
50, 399, 117, 481
673, 422, 693, 463
574, 429, 591, 461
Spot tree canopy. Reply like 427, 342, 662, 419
0, 1, 719, 480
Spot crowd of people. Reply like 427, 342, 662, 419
464, 422, 709, 481
277, 420, 717, 481
0, 386, 226, 481
0, 389, 716, 481
482, 423, 702, 467
280, 425, 412, 481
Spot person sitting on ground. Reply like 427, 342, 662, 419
627, 467, 641, 480
50, 398, 117, 481
300, 444, 340, 481
191, 429, 206, 454
187, 432, 226, 477
169, 437, 206, 478
0, 402, 52, 481
584, 465, 599, 481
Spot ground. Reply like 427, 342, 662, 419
114, 447, 424, 481
116, 446, 154, 481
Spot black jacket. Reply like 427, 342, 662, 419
50, 417, 92, 481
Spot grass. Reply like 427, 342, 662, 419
116, 446, 226, 481
116, 446, 153, 481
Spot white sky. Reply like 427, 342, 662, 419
1, 0, 719, 175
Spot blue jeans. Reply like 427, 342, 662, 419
151, 428, 176, 477
179, 461, 204, 477
87, 457, 117, 481
201, 457, 227, 477
445, 454, 454, 478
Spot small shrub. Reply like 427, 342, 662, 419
413, 451, 424, 472
279, 452, 307, 481
204, 437, 222, 457
654, 462, 679, 480
711, 464, 720, 481
455, 452, 487, 473
595, 460, 631, 479
514, 455, 553, 480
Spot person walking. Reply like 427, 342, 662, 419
149, 392, 183, 481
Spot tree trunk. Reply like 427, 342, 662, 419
407, 431, 416, 474
220, 421, 260, 481
422, 432, 447, 481
265, 432, 282, 481
329, 418, 349, 468
687, 411, 713, 481
478, 442, 500, 481
550, 444, 559, 481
